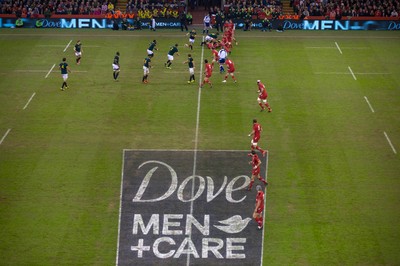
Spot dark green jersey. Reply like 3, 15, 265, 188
59, 62, 68, 74
168, 46, 179, 56
189, 30, 196, 40
188, 57, 194, 68
143, 57, 151, 68
113, 55, 119, 65
74, 43, 81, 52
208, 33, 218, 39
148, 42, 156, 51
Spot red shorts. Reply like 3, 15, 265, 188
256, 206, 264, 214
228, 68, 235, 73
205, 74, 212, 78
252, 167, 260, 176
253, 136, 260, 143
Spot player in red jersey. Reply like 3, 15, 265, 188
257, 80, 272, 112
247, 150, 268, 191
222, 58, 236, 83
200, 59, 213, 88
248, 118, 266, 156
253, 184, 265, 230
211, 47, 219, 65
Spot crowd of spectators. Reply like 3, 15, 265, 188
292, 0, 400, 18
125, 0, 184, 19
222, 0, 282, 20
0, 0, 118, 17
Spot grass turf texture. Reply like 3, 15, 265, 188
0, 28, 399, 265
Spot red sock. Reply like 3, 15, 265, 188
259, 177, 267, 185
257, 217, 263, 226
256, 146, 264, 153
248, 180, 254, 190
232, 75, 236, 80
258, 103, 264, 109
224, 75, 228, 80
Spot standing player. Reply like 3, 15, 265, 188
112, 51, 120, 81
257, 80, 272, 112
183, 54, 195, 84
248, 118, 266, 156
147, 40, 158, 58
165, 44, 179, 69
186, 29, 196, 50
200, 59, 213, 88
253, 185, 265, 230
222, 58, 236, 83
142, 56, 151, 83
74, 40, 82, 65
247, 150, 268, 191
217, 48, 227, 73
203, 13, 211, 35
59, 57, 71, 91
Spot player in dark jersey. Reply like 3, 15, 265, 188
165, 44, 179, 69
112, 52, 120, 81
147, 40, 158, 58
74, 40, 82, 65
183, 54, 195, 84
186, 29, 196, 50
142, 57, 151, 83
59, 57, 71, 91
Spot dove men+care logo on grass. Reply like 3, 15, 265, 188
117, 150, 265, 266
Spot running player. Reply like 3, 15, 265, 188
200, 59, 213, 88
112, 51, 120, 81
248, 118, 266, 156
59, 57, 71, 91
147, 40, 158, 58
247, 150, 268, 191
253, 184, 265, 230
223, 58, 236, 83
74, 40, 82, 65
257, 80, 272, 112
142, 56, 151, 83
186, 29, 196, 50
165, 44, 179, 69
183, 54, 195, 84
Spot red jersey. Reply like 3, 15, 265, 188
258, 82, 268, 99
205, 63, 213, 77
256, 190, 265, 212
226, 59, 235, 73
253, 123, 262, 140
212, 49, 219, 61
251, 154, 260, 169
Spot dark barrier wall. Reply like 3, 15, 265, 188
1, 17, 399, 30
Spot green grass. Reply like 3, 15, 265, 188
0, 28, 399, 265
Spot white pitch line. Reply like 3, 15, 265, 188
0, 128, 11, 145
348, 66, 357, 80
335, 41, 343, 54
23, 92, 36, 110
384, 131, 397, 154
260, 150, 269, 266
63, 39, 72, 52
315, 72, 390, 75
186, 36, 205, 266
45, 64, 55, 79
364, 96, 375, 113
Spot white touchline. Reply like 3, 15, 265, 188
0, 128, 11, 145
116, 150, 126, 266
23, 92, 36, 110
363, 96, 375, 113
260, 151, 269, 266
335, 41, 343, 54
45, 64, 56, 79
186, 36, 205, 266
348, 66, 357, 80
63, 39, 72, 52
384, 132, 397, 154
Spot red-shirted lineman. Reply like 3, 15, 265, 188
248, 118, 266, 156
253, 184, 265, 230
223, 58, 237, 83
247, 150, 268, 191
200, 59, 213, 88
257, 80, 272, 112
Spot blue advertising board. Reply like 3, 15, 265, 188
0, 17, 399, 30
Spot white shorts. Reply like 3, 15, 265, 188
205, 35, 213, 42
112, 64, 120, 71
143, 66, 149, 75
189, 68, 194, 75
257, 97, 267, 103
251, 139, 258, 146
147, 49, 153, 55
75, 51, 82, 57
167, 54, 174, 61
62, 74, 68, 81
189, 38, 195, 44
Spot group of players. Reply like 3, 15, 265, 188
58, 28, 271, 231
